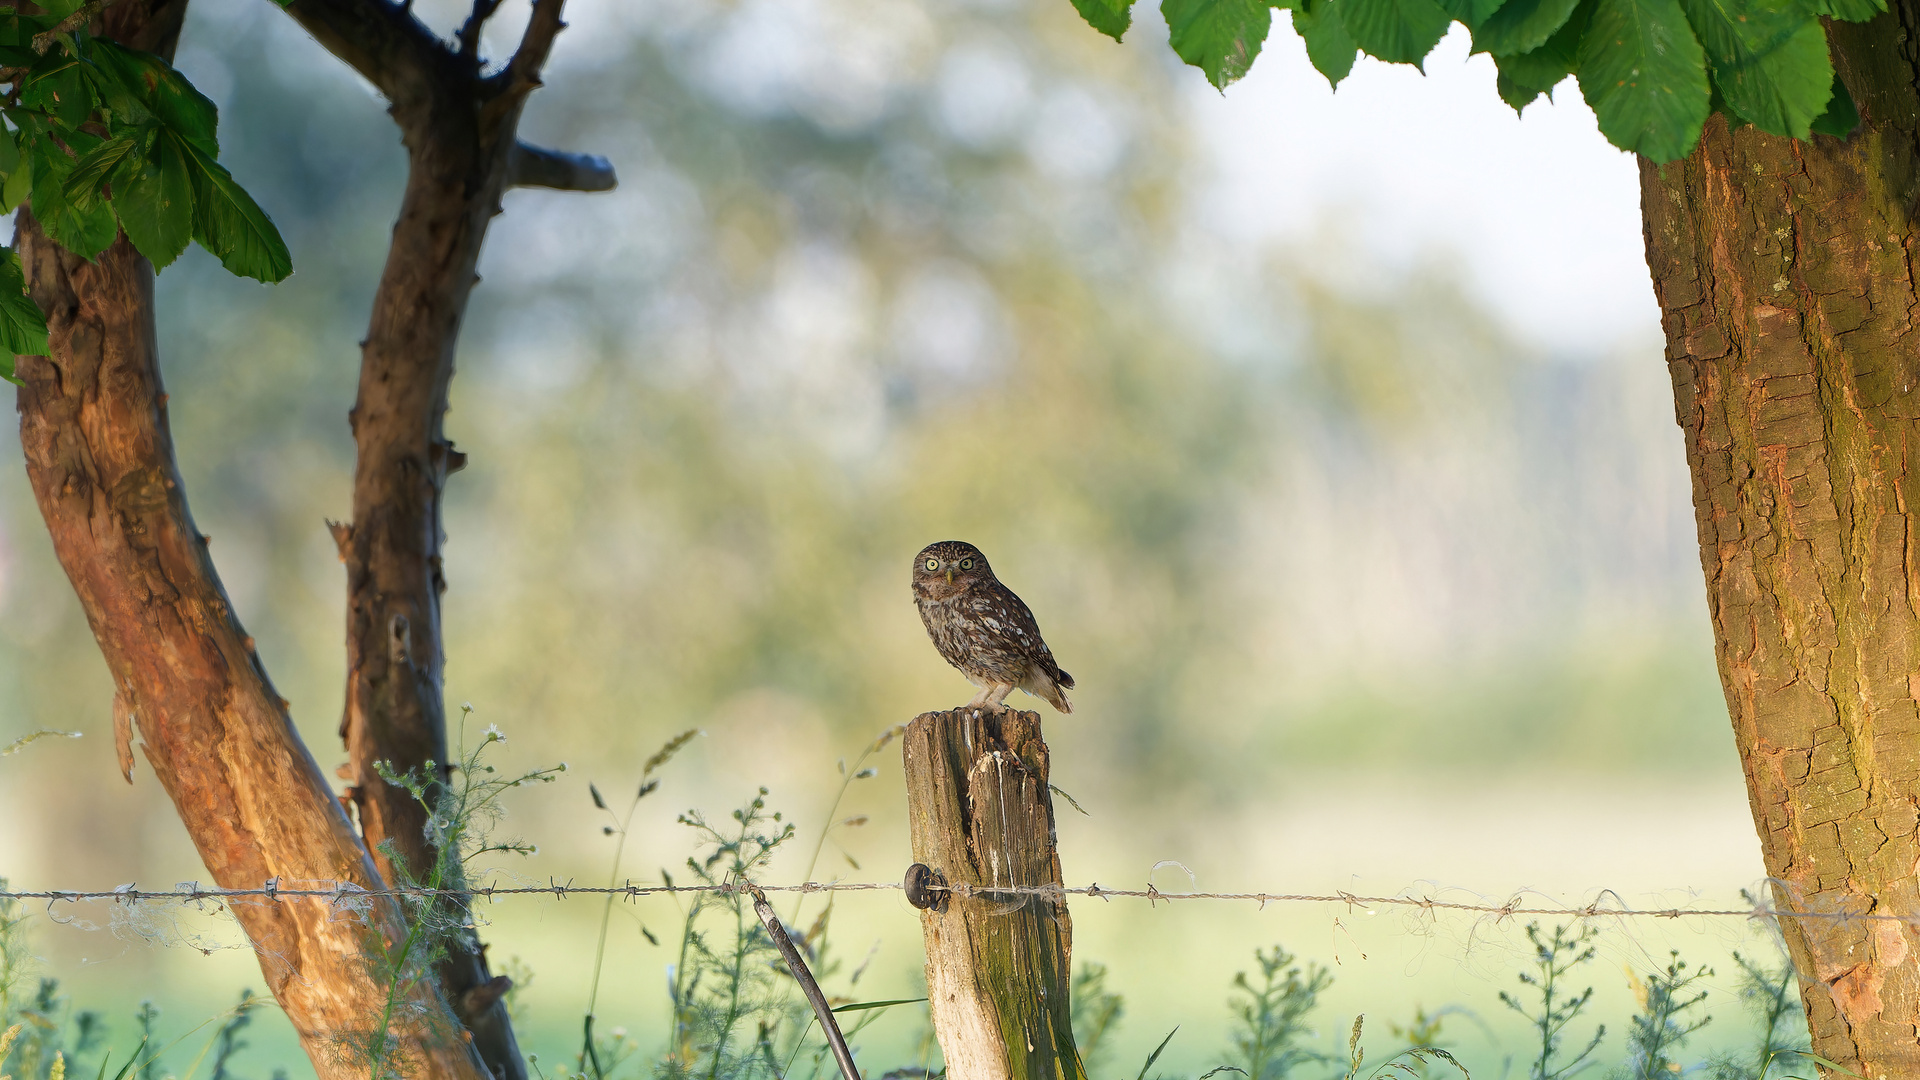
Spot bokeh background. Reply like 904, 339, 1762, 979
0, 0, 1779, 1075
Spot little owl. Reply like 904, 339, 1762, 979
912, 540, 1074, 713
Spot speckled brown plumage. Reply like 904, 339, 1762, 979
912, 540, 1074, 713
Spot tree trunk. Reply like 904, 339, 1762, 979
14, 4, 490, 1076
279, 4, 610, 1073
901, 708, 1085, 1080
331, 86, 526, 1080
1640, 12, 1920, 1076
13, 221, 491, 1080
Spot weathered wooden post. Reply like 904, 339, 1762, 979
902, 707, 1085, 1080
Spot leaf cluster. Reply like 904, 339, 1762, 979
1497, 922, 1604, 1080
660, 789, 800, 1080
1070, 0, 1876, 164
1072, 962, 1127, 1073
1620, 952, 1711, 1080
1706, 951, 1810, 1080
1228, 945, 1334, 1080
365, 713, 565, 1079
0, 2, 291, 379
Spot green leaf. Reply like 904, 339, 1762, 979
1, 139, 32, 214
115, 134, 192, 269
1338, 0, 1452, 65
0, 128, 21, 181
1135, 1028, 1178, 1080
1576, 0, 1708, 162
1472, 0, 1582, 54
1162, 0, 1271, 89
1289, 0, 1359, 86
1811, 69, 1859, 137
1496, 69, 1548, 110
21, 60, 93, 131
1492, 0, 1588, 97
174, 132, 291, 283
31, 134, 119, 258
91, 41, 218, 156
0, 246, 49, 382
63, 132, 139, 210
1679, 0, 1830, 139
78, 53, 153, 128
1072, 0, 1134, 40
1707, 71, 1751, 126
1282, 0, 1359, 85
1434, 0, 1507, 29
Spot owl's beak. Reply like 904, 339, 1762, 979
946, 569, 953, 586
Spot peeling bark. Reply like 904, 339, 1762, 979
13, 220, 490, 1080
12, 4, 492, 1075
8, 0, 607, 1073
1640, 11, 1920, 1076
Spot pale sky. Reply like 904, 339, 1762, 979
1186, 24, 1660, 354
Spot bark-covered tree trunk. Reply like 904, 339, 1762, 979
280, 4, 612, 1075
13, 208, 491, 1080
11, 0, 606, 1074
13, 5, 495, 1076
1640, 12, 1920, 1076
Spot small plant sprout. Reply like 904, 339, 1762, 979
1072, 962, 1126, 1072
1622, 952, 1712, 1080
1499, 923, 1605, 1080
1136, 1027, 1178, 1080
1228, 945, 1334, 1080
792, 725, 906, 924
1708, 949, 1813, 1080
581, 727, 699, 1080
661, 789, 797, 1080
1337, 1015, 1470, 1080
364, 710, 563, 1079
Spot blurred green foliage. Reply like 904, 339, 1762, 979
0, 1, 1747, 1073
0, 0, 1728, 889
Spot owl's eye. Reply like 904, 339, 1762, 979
961, 559, 973, 569
926, 558, 939, 571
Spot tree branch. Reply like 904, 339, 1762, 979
455, 0, 502, 61
280, 0, 447, 110
507, 141, 615, 191
492, 0, 564, 100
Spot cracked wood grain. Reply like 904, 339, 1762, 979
902, 708, 1085, 1080
1640, 9, 1920, 1075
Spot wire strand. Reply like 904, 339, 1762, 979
0, 879, 1902, 927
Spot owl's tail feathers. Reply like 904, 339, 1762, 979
1044, 683, 1073, 714
1027, 666, 1073, 714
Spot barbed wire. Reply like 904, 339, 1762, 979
0, 877, 1901, 928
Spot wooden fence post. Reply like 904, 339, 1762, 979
902, 707, 1085, 1080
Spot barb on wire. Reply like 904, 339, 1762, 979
0, 879, 1906, 928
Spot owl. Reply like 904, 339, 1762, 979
912, 540, 1074, 713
